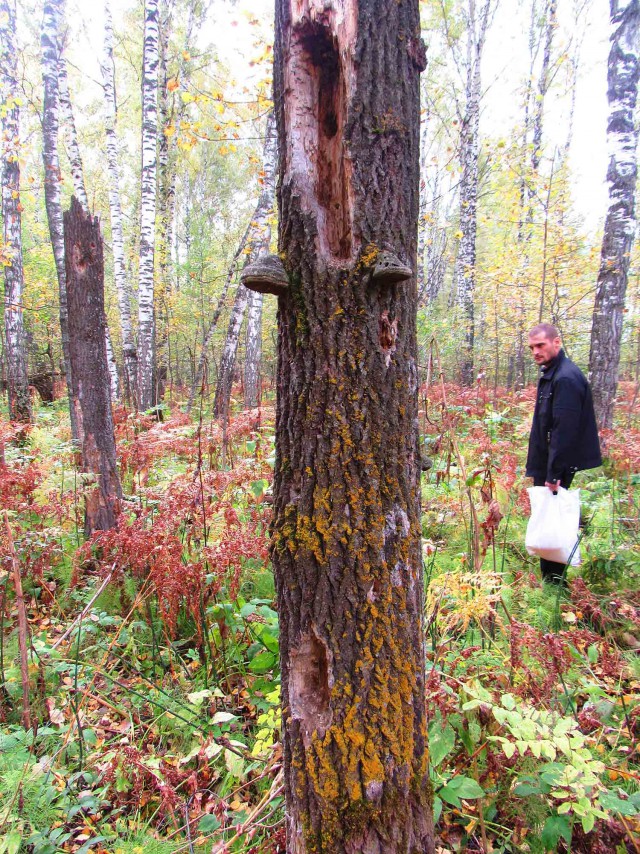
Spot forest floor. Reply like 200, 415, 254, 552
0, 382, 638, 854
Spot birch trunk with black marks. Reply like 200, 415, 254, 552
64, 197, 122, 536
41, 0, 79, 441
213, 112, 278, 420
531, 0, 557, 174
58, 59, 88, 212
454, 0, 493, 386
157, 0, 198, 294
272, 2, 433, 851
589, 0, 640, 428
212, 284, 249, 419
243, 290, 263, 409
1, 0, 31, 422
59, 54, 120, 402
102, 1, 137, 405
245, 112, 278, 409
416, 99, 429, 295
137, 0, 160, 411
185, 222, 251, 414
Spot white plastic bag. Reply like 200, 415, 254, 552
525, 486, 581, 566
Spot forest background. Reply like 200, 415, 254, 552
0, 0, 639, 852
3, 0, 636, 403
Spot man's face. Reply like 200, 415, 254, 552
528, 332, 561, 367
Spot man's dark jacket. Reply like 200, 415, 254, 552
526, 349, 602, 483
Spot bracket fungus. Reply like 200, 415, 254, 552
240, 254, 289, 296
370, 250, 412, 286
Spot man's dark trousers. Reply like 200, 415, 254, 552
532, 473, 575, 582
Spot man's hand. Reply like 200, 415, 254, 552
545, 479, 560, 493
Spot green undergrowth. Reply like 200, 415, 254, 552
1, 388, 638, 853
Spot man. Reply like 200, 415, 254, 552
526, 323, 602, 581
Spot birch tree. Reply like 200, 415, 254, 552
271, 0, 433, 849
101, 1, 137, 404
589, 0, 640, 428
213, 112, 277, 420
1, 0, 31, 422
137, 0, 160, 411
41, 0, 79, 440
59, 50, 120, 401
244, 112, 277, 409
452, 0, 495, 385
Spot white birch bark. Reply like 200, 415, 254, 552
212, 285, 249, 420
157, 0, 198, 294
101, 1, 136, 404
454, 0, 494, 386
136, 0, 160, 411
589, 0, 640, 428
531, 0, 557, 173
416, 96, 429, 295
59, 52, 120, 402
244, 111, 278, 409
243, 290, 264, 409
41, 0, 80, 440
58, 59, 89, 212
185, 220, 252, 414
104, 326, 120, 403
213, 113, 278, 419
1, 0, 31, 422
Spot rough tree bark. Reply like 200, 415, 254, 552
213, 112, 278, 420
101, 1, 137, 404
454, 0, 493, 386
59, 51, 120, 402
41, 0, 79, 441
272, 2, 433, 851
589, 0, 640, 428
64, 197, 122, 537
137, 0, 160, 410
1, 0, 31, 423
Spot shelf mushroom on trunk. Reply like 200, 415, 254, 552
240, 253, 289, 296
370, 249, 412, 286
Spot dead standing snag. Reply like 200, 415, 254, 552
64, 197, 122, 537
271, 1, 433, 852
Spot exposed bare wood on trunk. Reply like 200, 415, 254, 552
64, 197, 122, 537
41, 0, 80, 442
589, 0, 640, 428
272, 1, 433, 850
1, 0, 31, 423
101, 1, 137, 405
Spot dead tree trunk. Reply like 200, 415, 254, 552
64, 197, 122, 537
271, 1, 433, 851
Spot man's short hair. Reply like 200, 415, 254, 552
528, 323, 559, 340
